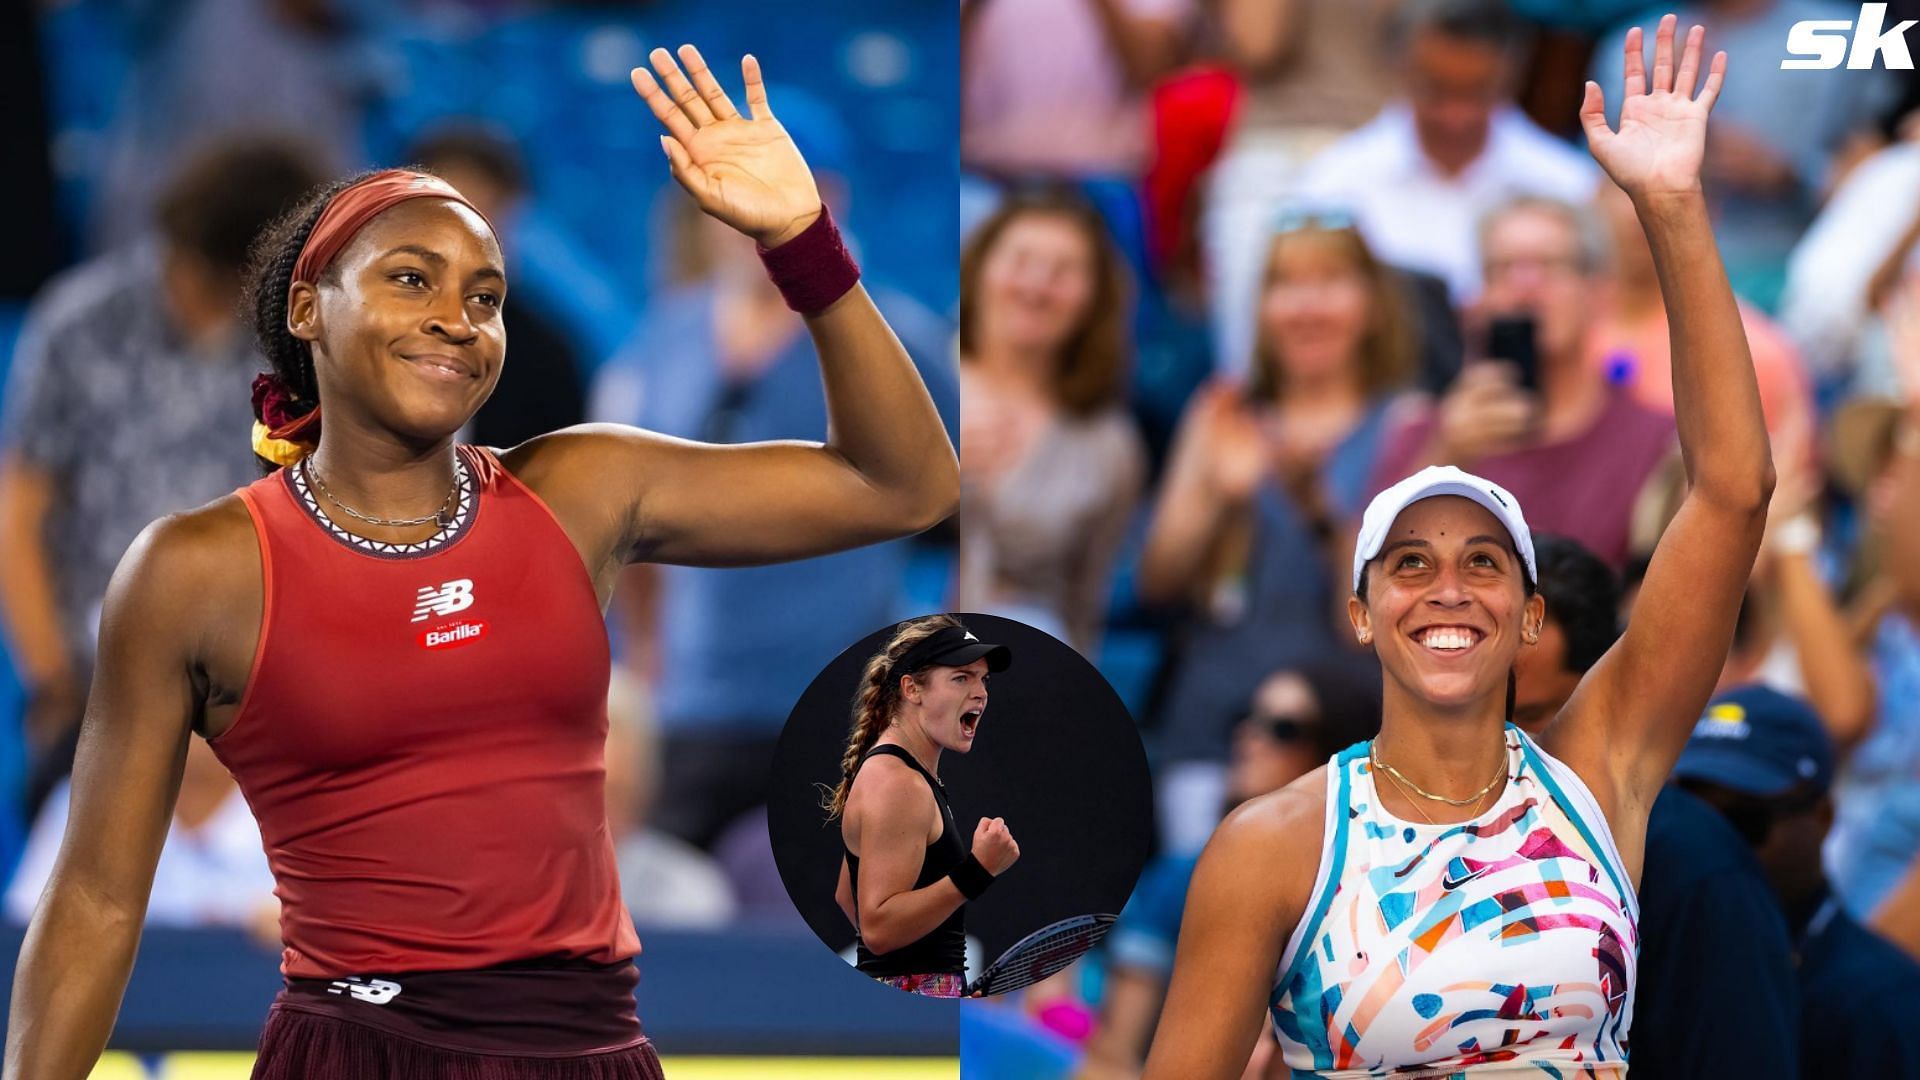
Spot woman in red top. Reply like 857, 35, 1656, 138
5, 47, 956, 1079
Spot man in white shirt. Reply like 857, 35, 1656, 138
1294, 0, 1598, 303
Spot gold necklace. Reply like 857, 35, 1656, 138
1369, 739, 1506, 808
1376, 762, 1438, 824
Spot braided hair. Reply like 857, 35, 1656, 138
821, 614, 964, 820
239, 168, 387, 470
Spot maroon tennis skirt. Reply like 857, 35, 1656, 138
251, 958, 665, 1079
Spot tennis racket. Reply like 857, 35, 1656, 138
964, 912, 1117, 997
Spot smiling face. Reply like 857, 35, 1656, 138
901, 657, 992, 754
974, 211, 1099, 359
1349, 496, 1543, 710
289, 198, 506, 442
1258, 231, 1371, 389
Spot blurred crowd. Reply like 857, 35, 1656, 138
0, 0, 956, 947
954, 0, 1920, 1076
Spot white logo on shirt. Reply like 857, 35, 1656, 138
964, 632, 978, 642
327, 977, 402, 1004
412, 579, 475, 623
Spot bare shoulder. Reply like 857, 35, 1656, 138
97, 492, 260, 680
1184, 765, 1333, 951
847, 753, 937, 815
1209, 766, 1330, 870
116, 494, 257, 610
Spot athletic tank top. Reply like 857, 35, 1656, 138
209, 446, 640, 978
847, 744, 967, 977
1271, 725, 1637, 1078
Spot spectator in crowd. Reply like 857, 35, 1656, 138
1781, 140, 1920, 390
1293, 0, 1598, 303
1201, 0, 1400, 374
1718, 448, 1879, 750
90, 0, 358, 250
588, 189, 955, 852
1075, 662, 1380, 1080
5, 738, 276, 945
1590, 0, 1895, 311
1511, 534, 1620, 733
1140, 213, 1414, 850
1670, 685, 1920, 1078
604, 671, 736, 928
955, 190, 1147, 653
961, 0, 1195, 179
406, 125, 587, 450
1824, 348, 1920, 924
0, 136, 325, 808
1367, 195, 1675, 568
1587, 179, 1816, 472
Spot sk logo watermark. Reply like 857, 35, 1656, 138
1784, 3, 1918, 69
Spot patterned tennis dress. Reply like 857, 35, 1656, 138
1271, 725, 1637, 1078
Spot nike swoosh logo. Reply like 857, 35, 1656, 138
1441, 864, 1492, 890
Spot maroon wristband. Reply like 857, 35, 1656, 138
758, 204, 860, 315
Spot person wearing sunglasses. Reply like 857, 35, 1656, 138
1668, 685, 1920, 1079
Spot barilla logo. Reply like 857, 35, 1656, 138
1693, 703, 1752, 740
1784, 4, 1917, 69
420, 619, 488, 650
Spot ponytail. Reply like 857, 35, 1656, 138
239, 169, 384, 471
821, 614, 964, 819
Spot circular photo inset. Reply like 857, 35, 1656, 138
769, 613, 1153, 999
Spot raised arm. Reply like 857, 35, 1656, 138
1550, 18, 1774, 821
5, 517, 207, 1079
522, 46, 955, 570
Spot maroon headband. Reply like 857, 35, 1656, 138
290, 168, 492, 288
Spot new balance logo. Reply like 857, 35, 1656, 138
326, 977, 402, 1005
1784, 4, 1918, 69
412, 578, 475, 623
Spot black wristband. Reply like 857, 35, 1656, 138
948, 854, 996, 901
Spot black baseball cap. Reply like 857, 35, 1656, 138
1672, 685, 1834, 799
891, 623, 1012, 677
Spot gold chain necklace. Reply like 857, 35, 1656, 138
1369, 739, 1507, 810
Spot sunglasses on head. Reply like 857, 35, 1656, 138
1271, 205, 1358, 235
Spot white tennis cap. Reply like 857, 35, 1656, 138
1352, 465, 1536, 593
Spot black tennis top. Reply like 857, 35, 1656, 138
847, 743, 968, 977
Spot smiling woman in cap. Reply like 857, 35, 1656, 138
824, 614, 1017, 997
7, 44, 956, 1080
1147, 17, 1775, 1079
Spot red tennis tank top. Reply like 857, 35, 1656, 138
210, 445, 640, 978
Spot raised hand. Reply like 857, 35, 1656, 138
972, 816, 1020, 875
630, 46, 823, 247
1579, 15, 1726, 200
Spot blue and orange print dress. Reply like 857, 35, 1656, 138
1271, 725, 1637, 1078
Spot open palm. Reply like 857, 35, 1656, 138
1579, 15, 1726, 199
631, 46, 823, 247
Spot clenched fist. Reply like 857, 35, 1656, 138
972, 816, 1021, 876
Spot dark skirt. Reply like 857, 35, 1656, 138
252, 1005, 667, 1079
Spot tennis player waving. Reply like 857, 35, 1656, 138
1144, 18, 1770, 1078
6, 46, 954, 1079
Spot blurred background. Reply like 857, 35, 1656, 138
0, 0, 958, 1074
952, 0, 1920, 1077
